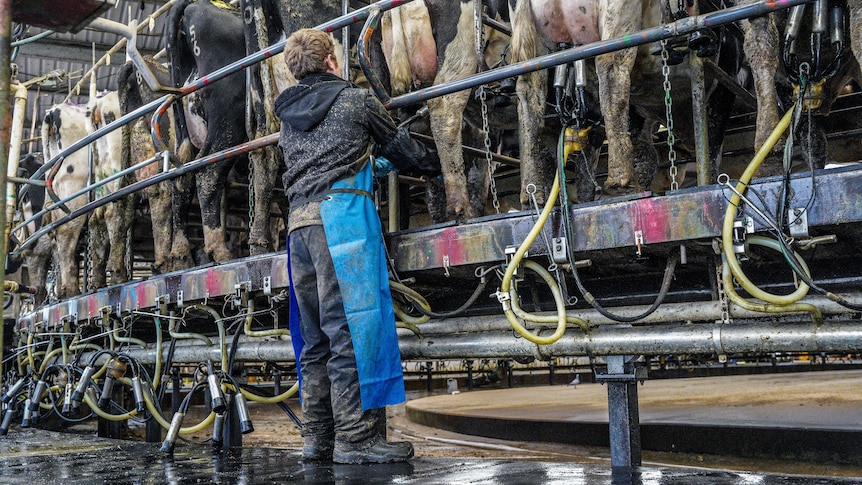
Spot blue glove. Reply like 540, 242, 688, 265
373, 156, 397, 177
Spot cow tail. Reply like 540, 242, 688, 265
117, 62, 137, 185
509, 0, 538, 66
167, 0, 195, 164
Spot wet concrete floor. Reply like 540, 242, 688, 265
0, 431, 858, 485
407, 370, 862, 466
2, 371, 862, 483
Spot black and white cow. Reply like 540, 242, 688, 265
117, 56, 188, 275
508, 0, 742, 206
369, 0, 518, 223
85, 91, 136, 288
166, 0, 248, 266
41, 102, 92, 299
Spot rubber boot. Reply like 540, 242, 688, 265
333, 436, 415, 464
302, 432, 335, 462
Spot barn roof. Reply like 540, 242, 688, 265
11, 0, 169, 153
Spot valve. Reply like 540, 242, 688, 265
207, 372, 226, 414
131, 376, 146, 413
212, 412, 225, 448
0, 404, 15, 435
29, 380, 47, 410
62, 382, 74, 415
161, 412, 185, 454
1, 376, 28, 404
234, 393, 254, 434
98, 358, 128, 410
21, 398, 32, 428
71, 365, 96, 407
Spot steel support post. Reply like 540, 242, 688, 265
600, 355, 645, 469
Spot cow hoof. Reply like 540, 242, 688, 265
249, 244, 272, 257
601, 182, 643, 198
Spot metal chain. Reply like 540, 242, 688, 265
85, 224, 94, 292
660, 39, 679, 191
125, 226, 133, 281
475, 0, 499, 214
480, 88, 500, 214
248, 156, 255, 235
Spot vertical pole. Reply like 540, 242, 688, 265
688, 3, 712, 186
387, 172, 400, 232
0, 0, 12, 396
426, 361, 433, 392
466, 360, 473, 390
549, 360, 555, 385
605, 355, 642, 469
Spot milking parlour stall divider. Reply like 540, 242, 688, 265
1, 0, 861, 470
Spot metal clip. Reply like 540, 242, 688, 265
262, 276, 272, 296
442, 255, 451, 278
634, 230, 644, 257
787, 207, 809, 238
492, 290, 511, 312
235, 281, 252, 308
155, 294, 170, 315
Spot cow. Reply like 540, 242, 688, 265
9, 154, 53, 303
738, 0, 862, 175
85, 91, 136, 288
40, 102, 91, 299
166, 0, 248, 266
117, 56, 188, 275
369, 0, 519, 223
507, 0, 742, 207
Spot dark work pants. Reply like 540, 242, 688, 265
289, 225, 383, 446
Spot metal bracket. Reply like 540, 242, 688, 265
442, 255, 451, 278
262, 276, 272, 296
594, 366, 649, 383
732, 216, 754, 256
155, 294, 170, 315
551, 237, 568, 264
787, 207, 809, 238
504, 246, 525, 278
235, 281, 252, 308
176, 290, 184, 308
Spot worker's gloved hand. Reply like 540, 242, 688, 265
373, 156, 396, 177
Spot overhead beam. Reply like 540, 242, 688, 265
15, 38, 157, 67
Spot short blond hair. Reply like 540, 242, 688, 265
283, 29, 335, 79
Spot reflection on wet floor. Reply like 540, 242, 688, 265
0, 441, 858, 485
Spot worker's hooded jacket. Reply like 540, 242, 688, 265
276, 72, 438, 411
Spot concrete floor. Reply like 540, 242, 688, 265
0, 430, 859, 484
1, 370, 861, 483
407, 369, 862, 468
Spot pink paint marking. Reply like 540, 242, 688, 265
634, 198, 671, 245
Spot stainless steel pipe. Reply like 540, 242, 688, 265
88, 318, 862, 365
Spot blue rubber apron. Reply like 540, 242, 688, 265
288, 161, 405, 411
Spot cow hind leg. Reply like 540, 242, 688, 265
196, 162, 234, 263
88, 212, 109, 290
596, 47, 639, 193
171, 173, 195, 271
248, 146, 280, 255
146, 184, 173, 275
740, 9, 783, 175
428, 91, 474, 222
106, 197, 135, 284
